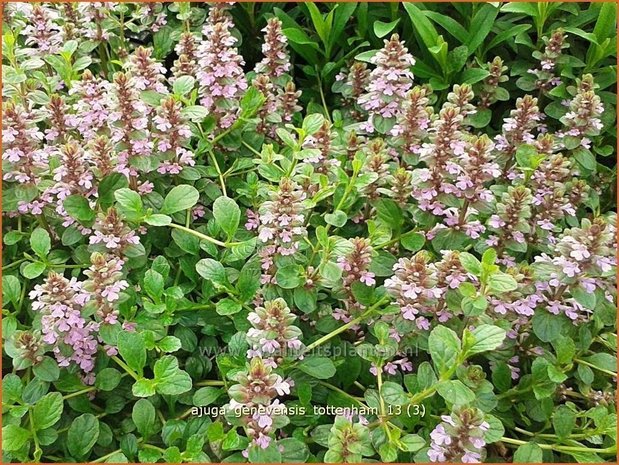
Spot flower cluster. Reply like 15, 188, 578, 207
247, 298, 304, 361
529, 29, 568, 91
256, 178, 307, 283
29, 273, 99, 379
428, 408, 490, 463
358, 34, 415, 132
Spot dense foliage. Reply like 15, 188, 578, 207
2, 2, 617, 463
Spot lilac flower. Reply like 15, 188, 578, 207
126, 46, 168, 94
246, 298, 303, 361
478, 57, 509, 108
254, 18, 291, 79
560, 74, 604, 140
391, 86, 433, 154
22, 4, 62, 55
358, 34, 415, 132
385, 253, 442, 327
153, 97, 195, 174
256, 178, 307, 281
29, 272, 99, 378
83, 253, 129, 324
2, 102, 46, 185
428, 408, 489, 463
70, 70, 113, 139
172, 32, 199, 80
196, 11, 248, 129
89, 208, 141, 255
528, 29, 569, 91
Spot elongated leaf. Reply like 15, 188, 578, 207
403, 3, 439, 49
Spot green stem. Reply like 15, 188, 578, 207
167, 223, 241, 248
208, 150, 227, 196
574, 358, 617, 377
63, 386, 97, 400
195, 380, 225, 387
28, 408, 42, 461
375, 229, 419, 249
111, 355, 140, 381
2, 258, 26, 271
303, 295, 390, 353
316, 72, 332, 123
241, 140, 262, 157
500, 436, 616, 454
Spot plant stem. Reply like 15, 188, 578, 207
208, 150, 227, 196
168, 223, 241, 248
195, 380, 225, 387
111, 355, 140, 381
303, 295, 390, 353
500, 436, 616, 454
316, 72, 332, 123
2, 258, 26, 271
63, 386, 97, 400
574, 358, 617, 377
28, 408, 42, 461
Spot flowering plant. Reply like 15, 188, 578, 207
2, 2, 617, 464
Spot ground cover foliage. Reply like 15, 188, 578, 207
1, 2, 617, 463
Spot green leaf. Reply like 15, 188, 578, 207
30, 228, 51, 258
278, 437, 310, 463
132, 399, 156, 438
552, 405, 576, 439
275, 265, 303, 289
239, 86, 266, 118
22, 261, 46, 279
465, 325, 507, 355
428, 326, 461, 375
196, 259, 228, 287
401, 232, 425, 252
248, 442, 282, 463
63, 195, 95, 222
213, 196, 241, 239
2, 425, 30, 451
374, 19, 400, 38
572, 147, 597, 172
467, 4, 499, 53
403, 3, 439, 49
513, 442, 543, 463
216, 298, 242, 316
68, 414, 99, 458
398, 434, 425, 452
144, 270, 164, 301
95, 368, 122, 391
297, 356, 336, 379
381, 381, 408, 405
161, 185, 200, 214
302, 113, 325, 134
436, 380, 476, 405
114, 188, 143, 215
180, 105, 209, 120
153, 355, 192, 395
487, 272, 518, 293
118, 331, 147, 376
32, 392, 63, 430
459, 252, 482, 275
98, 173, 128, 208
3, 275, 21, 306
132, 378, 157, 397
173, 75, 195, 96
324, 210, 348, 228
193, 387, 223, 407
144, 214, 172, 226
33, 356, 60, 382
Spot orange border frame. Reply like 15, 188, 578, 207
0, 1, 616, 464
